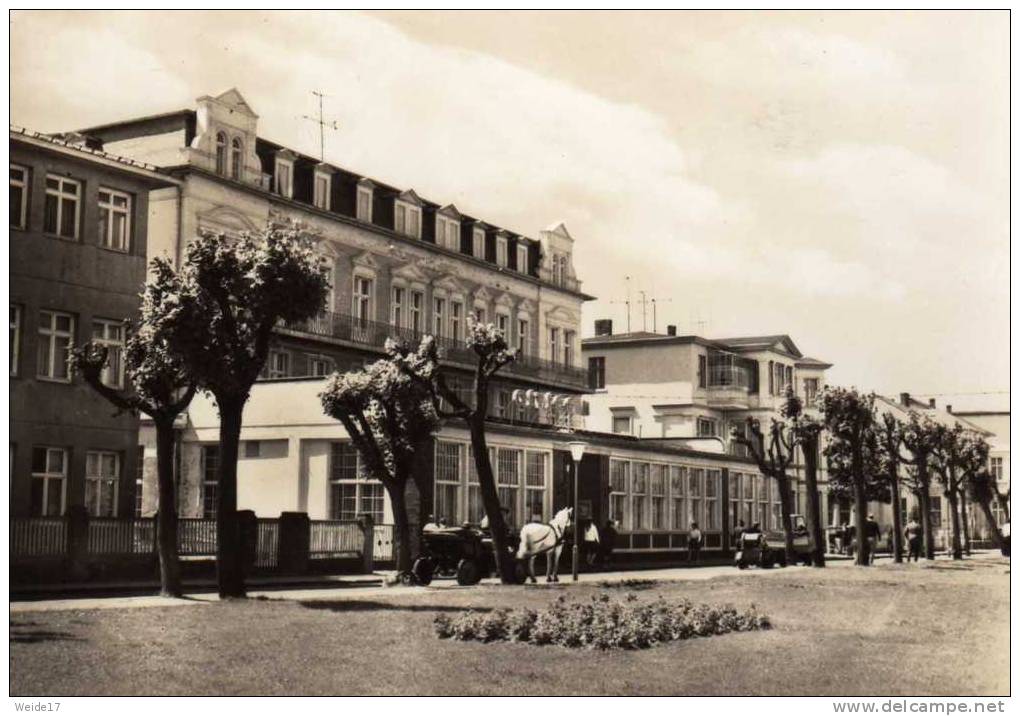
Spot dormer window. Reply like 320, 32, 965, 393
356, 180, 374, 222
230, 137, 243, 180
496, 234, 509, 267
516, 243, 529, 273
394, 200, 421, 238
436, 215, 460, 251
313, 167, 332, 211
274, 155, 294, 198
215, 132, 227, 175
472, 226, 486, 259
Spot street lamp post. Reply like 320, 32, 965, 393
567, 440, 587, 582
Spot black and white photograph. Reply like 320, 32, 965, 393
6, 8, 1011, 704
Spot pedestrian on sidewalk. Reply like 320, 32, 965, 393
688, 522, 703, 564
904, 517, 922, 562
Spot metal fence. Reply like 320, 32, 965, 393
10, 518, 67, 557
309, 520, 362, 557
87, 518, 156, 555
255, 519, 279, 567
178, 518, 218, 556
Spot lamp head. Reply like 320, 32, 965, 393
567, 440, 587, 463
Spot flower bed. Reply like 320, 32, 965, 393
433, 593, 771, 650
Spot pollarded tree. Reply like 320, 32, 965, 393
786, 392, 826, 567
171, 223, 331, 597
932, 426, 990, 560
731, 387, 799, 566
70, 258, 197, 597
876, 412, 906, 564
899, 412, 942, 561
967, 467, 1006, 552
818, 387, 878, 566
319, 337, 440, 576
395, 317, 520, 584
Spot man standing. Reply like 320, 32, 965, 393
866, 514, 881, 564
904, 516, 922, 562
688, 522, 704, 564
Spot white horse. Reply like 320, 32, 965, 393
516, 507, 572, 583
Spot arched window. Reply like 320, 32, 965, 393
215, 132, 227, 175
230, 137, 243, 180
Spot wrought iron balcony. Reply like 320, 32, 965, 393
279, 310, 589, 390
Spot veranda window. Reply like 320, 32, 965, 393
705, 469, 720, 530
497, 448, 522, 528
524, 451, 548, 523
434, 441, 462, 525
631, 462, 649, 531
650, 464, 666, 530
329, 442, 384, 524
729, 472, 742, 528
670, 465, 687, 530
201, 445, 219, 519
688, 468, 704, 527
609, 459, 629, 530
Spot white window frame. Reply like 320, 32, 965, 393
391, 285, 405, 328
230, 137, 244, 180
394, 200, 421, 239
564, 330, 575, 367
516, 317, 530, 356
496, 235, 509, 267
274, 157, 294, 198
611, 415, 633, 435
85, 450, 120, 517
44, 174, 81, 240
313, 170, 331, 211
37, 310, 74, 382
356, 186, 374, 222
516, 243, 529, 273
409, 290, 424, 333
320, 256, 335, 312
31, 446, 67, 517
10, 304, 21, 376
433, 296, 446, 337
352, 273, 374, 325
97, 187, 132, 252
609, 459, 630, 531
472, 227, 486, 259
308, 354, 333, 377
437, 216, 460, 251
267, 349, 290, 379
215, 132, 227, 175
201, 445, 219, 519
670, 465, 688, 531
450, 301, 463, 342
548, 327, 561, 364
696, 417, 718, 438
329, 441, 385, 523
10, 163, 28, 230
496, 311, 510, 340
92, 318, 126, 389
434, 440, 464, 525
705, 468, 721, 531
524, 450, 550, 523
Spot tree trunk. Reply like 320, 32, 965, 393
959, 489, 972, 556
469, 419, 517, 584
801, 434, 825, 567
918, 467, 935, 560
388, 479, 412, 575
216, 394, 246, 598
889, 469, 903, 564
776, 473, 796, 564
976, 496, 1003, 550
995, 490, 1010, 522
851, 444, 869, 566
154, 419, 182, 597
946, 487, 963, 560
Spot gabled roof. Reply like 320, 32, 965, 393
208, 88, 258, 118
796, 356, 833, 369
715, 335, 803, 358
873, 395, 993, 436
437, 203, 461, 219
397, 189, 423, 206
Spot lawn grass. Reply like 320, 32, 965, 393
9, 556, 1009, 696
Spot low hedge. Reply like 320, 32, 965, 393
433, 593, 771, 650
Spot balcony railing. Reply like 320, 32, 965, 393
282, 310, 588, 388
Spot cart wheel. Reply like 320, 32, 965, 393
456, 559, 479, 586
760, 553, 774, 569
737, 561, 748, 570
512, 561, 528, 585
411, 556, 434, 586
778, 554, 788, 568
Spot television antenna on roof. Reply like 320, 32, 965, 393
302, 90, 340, 162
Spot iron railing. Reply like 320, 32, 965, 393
282, 310, 589, 388
10, 518, 67, 558
309, 520, 362, 557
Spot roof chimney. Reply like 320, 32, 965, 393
594, 319, 613, 337
666, 325, 677, 336
928, 398, 936, 408
899, 392, 911, 407
946, 405, 953, 414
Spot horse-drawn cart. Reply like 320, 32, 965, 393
410, 526, 527, 585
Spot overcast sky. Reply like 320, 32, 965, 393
10, 11, 1009, 408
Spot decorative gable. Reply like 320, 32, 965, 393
397, 189, 423, 207
212, 88, 258, 118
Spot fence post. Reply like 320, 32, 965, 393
278, 512, 310, 574
358, 514, 375, 574
237, 510, 257, 577
66, 505, 90, 579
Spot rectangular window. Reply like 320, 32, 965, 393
612, 415, 632, 435
496, 390, 510, 419
496, 448, 522, 528
745, 474, 756, 526
391, 286, 404, 327
433, 298, 446, 337
524, 451, 548, 523
31, 446, 67, 516
689, 468, 704, 528
134, 446, 145, 517
450, 302, 463, 342
650, 464, 666, 530
353, 276, 373, 325
266, 350, 289, 379
517, 319, 529, 356
10, 304, 20, 376
408, 207, 420, 238
409, 291, 423, 333
496, 237, 508, 267
37, 310, 74, 382
696, 418, 717, 438
729, 472, 742, 528
434, 440, 462, 526
587, 356, 605, 390
631, 462, 649, 531
447, 220, 459, 251
472, 228, 485, 259
313, 174, 330, 210
202, 445, 219, 519
44, 174, 80, 239
274, 160, 292, 198
309, 355, 333, 377
705, 468, 720, 530
98, 188, 132, 252
609, 459, 630, 530
804, 378, 819, 403
91, 318, 125, 388
758, 475, 770, 530
564, 330, 575, 367
329, 442, 384, 523
516, 244, 529, 273
549, 328, 560, 364
85, 450, 120, 517
466, 446, 492, 524
356, 187, 373, 222
670, 465, 687, 530
496, 313, 509, 339
930, 495, 943, 529
698, 355, 707, 389
990, 457, 1003, 480
10, 164, 28, 229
